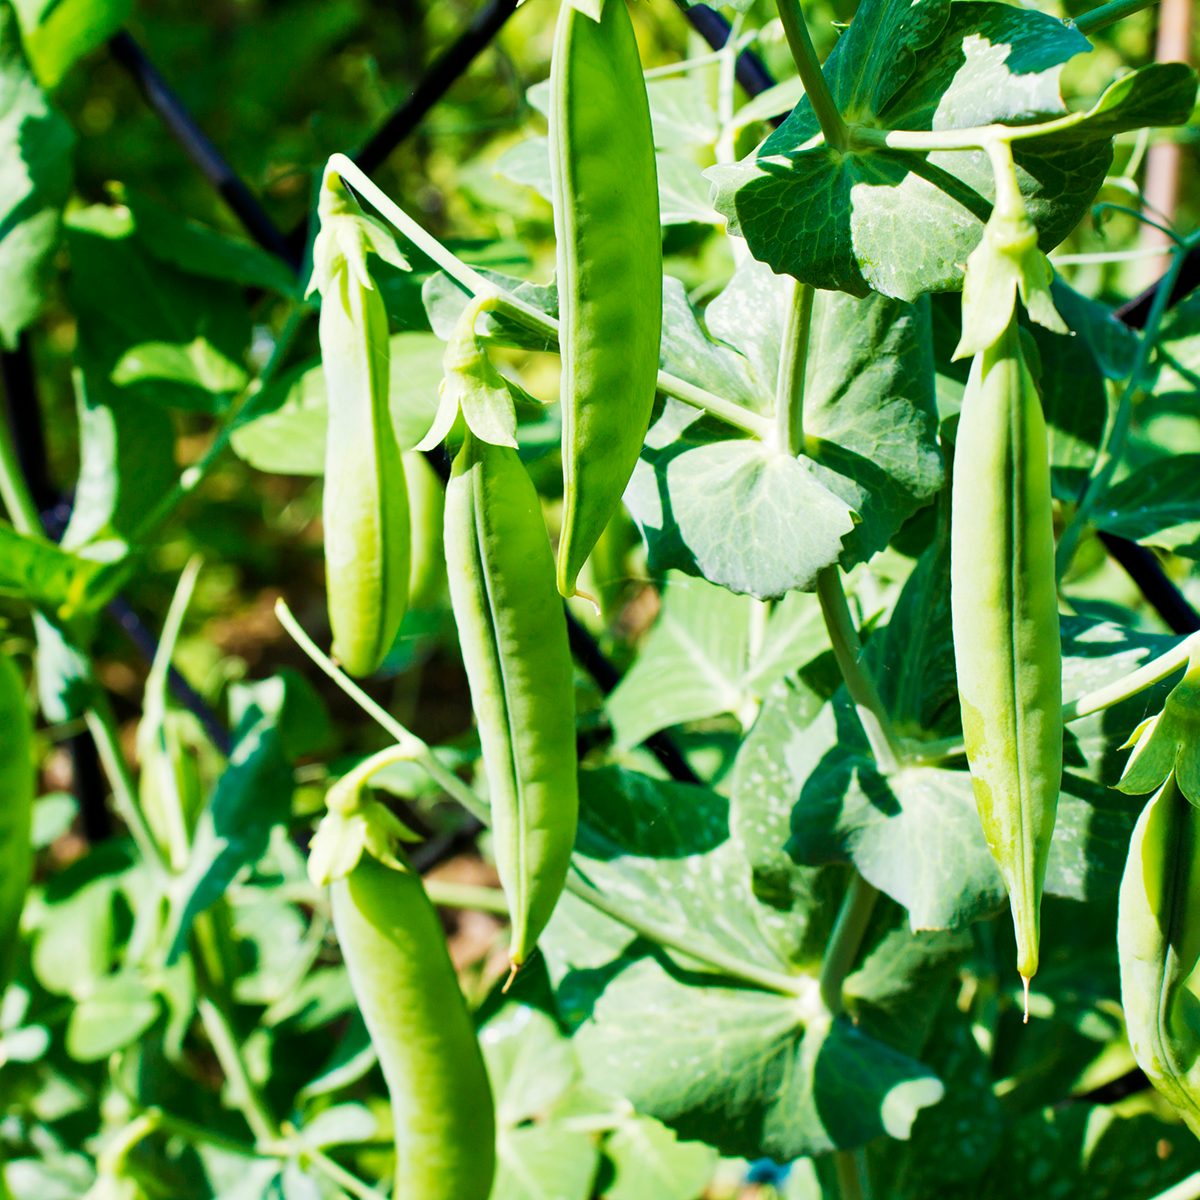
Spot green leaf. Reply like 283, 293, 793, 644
58, 370, 176, 550
65, 972, 160, 1061
601, 1117, 717, 1200
495, 1126, 600, 1200
119, 186, 300, 296
13, 0, 129, 87
66, 204, 250, 413
164, 672, 328, 961
625, 262, 941, 596
1093, 454, 1200, 557
0, 523, 127, 617
229, 332, 445, 474
542, 767, 944, 1161
0, 2, 72, 346
707, 1, 1160, 301
737, 612, 1173, 933
606, 574, 825, 749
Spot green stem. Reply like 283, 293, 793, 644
277, 598, 818, 1000
775, 280, 815, 456
151, 1109, 260, 1158
1056, 241, 1188, 578
775, 0, 848, 150
84, 697, 169, 877
1063, 632, 1198, 723
815, 568, 901, 773
285, 1129, 387, 1200
196, 993, 279, 1144
1148, 1173, 1200, 1200
1072, 0, 1161, 35
424, 880, 510, 915
96, 1111, 162, 1175
131, 304, 307, 544
326, 155, 771, 440
818, 873, 879, 1014
833, 1149, 867, 1200
274, 599, 486, 822
0, 404, 42, 535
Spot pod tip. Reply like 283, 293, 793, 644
1021, 974, 1031, 1024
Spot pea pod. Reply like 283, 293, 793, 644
310, 168, 411, 676
1118, 775, 1200, 1136
950, 318, 1062, 996
444, 432, 578, 967
331, 854, 495, 1199
549, 0, 662, 599
0, 651, 33, 989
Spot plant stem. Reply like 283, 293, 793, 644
277, 597, 820, 1000
833, 1149, 867, 1200
1063, 631, 1198, 722
775, 280, 814, 456
131, 303, 307, 544
1072, 0, 1161, 35
818, 872, 879, 1014
815, 568, 901, 773
327, 154, 771, 440
1148, 1173, 1200, 1200
196, 992, 279, 1144
1056, 241, 1188, 578
0, 404, 42, 534
424, 880, 510, 915
774, 0, 848, 150
84, 696, 169, 877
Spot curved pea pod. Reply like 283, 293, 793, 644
403, 449, 447, 612
331, 855, 495, 1199
0, 652, 33, 989
1118, 775, 1200, 1136
310, 169, 411, 677
950, 318, 1062, 996
444, 432, 578, 967
549, 0, 662, 599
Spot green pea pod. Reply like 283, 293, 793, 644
549, 0, 662, 599
0, 651, 33, 989
950, 318, 1062, 997
444, 432, 578, 967
403, 449, 447, 612
1118, 775, 1200, 1136
310, 169, 411, 677
331, 855, 495, 1199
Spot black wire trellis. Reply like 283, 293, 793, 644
2, 3, 1196, 826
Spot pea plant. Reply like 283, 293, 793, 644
2, 0, 1200, 1196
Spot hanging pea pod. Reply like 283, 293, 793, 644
308, 165, 412, 677
550, 0, 662, 599
950, 140, 1064, 1009
310, 762, 495, 1200
1118, 774, 1200, 1136
444, 431, 578, 968
950, 317, 1062, 1004
0, 651, 33, 990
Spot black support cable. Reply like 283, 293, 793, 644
1115, 242, 1200, 328
1, 338, 111, 837
682, 4, 779, 109
108, 31, 299, 269
352, 0, 520, 176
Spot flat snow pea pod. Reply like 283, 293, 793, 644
331, 855, 495, 1199
1118, 775, 1200, 1137
0, 651, 33, 989
950, 318, 1062, 1003
310, 169, 411, 677
444, 432, 578, 967
549, 0, 662, 599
